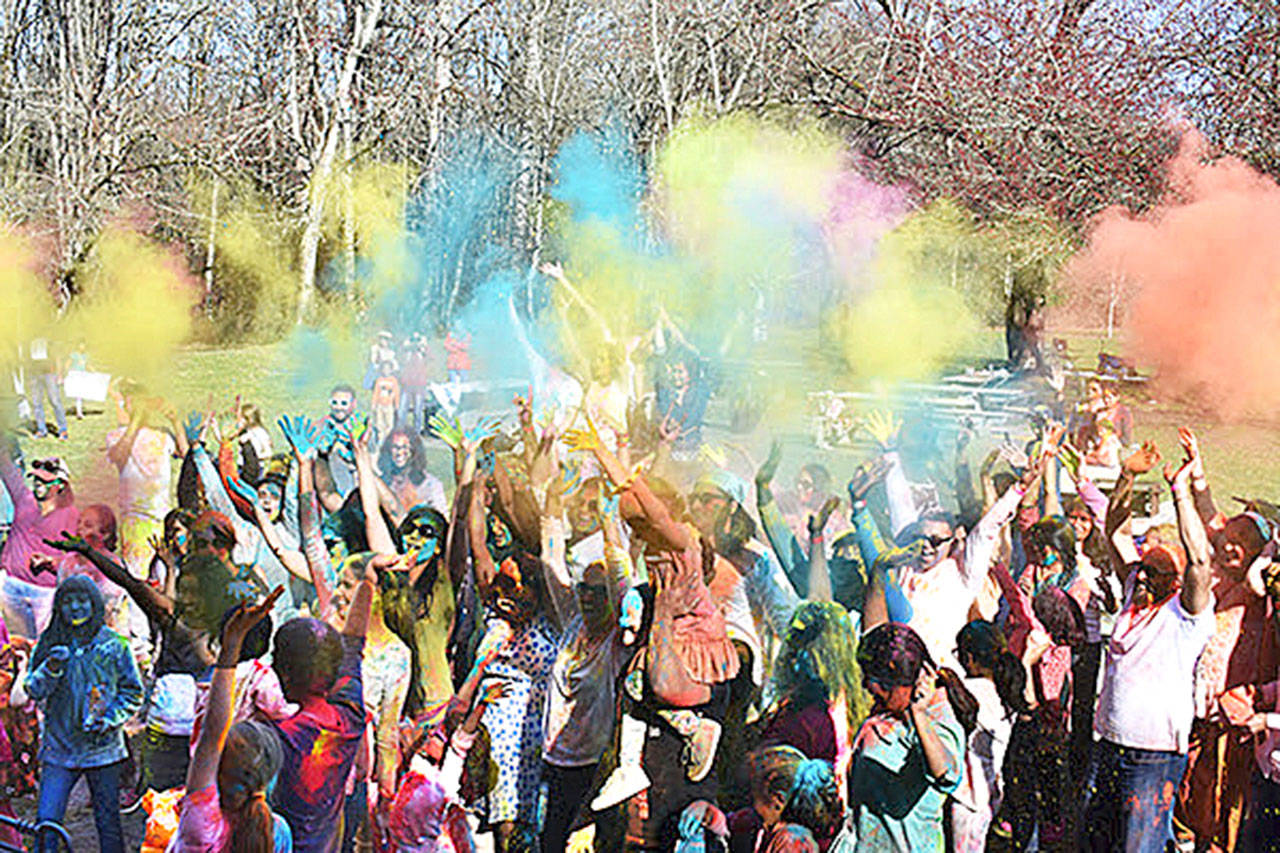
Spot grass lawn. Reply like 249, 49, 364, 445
14, 330, 1280, 513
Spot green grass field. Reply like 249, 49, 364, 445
17, 333, 1280, 511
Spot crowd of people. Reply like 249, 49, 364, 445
0, 336, 1277, 853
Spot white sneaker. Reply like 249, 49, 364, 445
590, 765, 651, 811
683, 718, 722, 783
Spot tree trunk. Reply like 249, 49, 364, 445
296, 0, 383, 325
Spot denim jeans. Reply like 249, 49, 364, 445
0, 573, 56, 639
37, 760, 124, 853
30, 372, 67, 437
1081, 739, 1187, 853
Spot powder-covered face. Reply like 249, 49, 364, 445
329, 391, 355, 423
1067, 509, 1093, 544
77, 511, 111, 548
257, 482, 283, 522
61, 589, 94, 627
168, 520, 189, 553
30, 474, 65, 503
390, 436, 412, 470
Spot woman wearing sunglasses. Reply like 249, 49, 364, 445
0, 442, 76, 638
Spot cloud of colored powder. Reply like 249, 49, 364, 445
1064, 131, 1280, 417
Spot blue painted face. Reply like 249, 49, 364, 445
61, 589, 94, 627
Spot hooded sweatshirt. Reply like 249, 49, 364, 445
24, 575, 144, 767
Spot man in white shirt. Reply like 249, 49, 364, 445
1081, 447, 1215, 853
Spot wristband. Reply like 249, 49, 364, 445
213, 662, 238, 670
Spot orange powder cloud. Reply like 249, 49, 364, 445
1065, 132, 1280, 417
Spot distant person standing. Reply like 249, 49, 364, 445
443, 329, 471, 385
370, 361, 401, 450
67, 341, 88, 420
26, 338, 67, 440
365, 330, 397, 391
442, 329, 471, 414
399, 334, 431, 434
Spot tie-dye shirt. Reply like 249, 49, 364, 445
270, 636, 365, 853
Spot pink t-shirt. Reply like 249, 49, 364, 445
170, 785, 292, 853
0, 459, 77, 587
189, 660, 297, 754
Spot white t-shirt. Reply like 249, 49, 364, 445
105, 426, 176, 522
1094, 580, 1214, 753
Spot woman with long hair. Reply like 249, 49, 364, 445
986, 551, 1086, 852
172, 586, 292, 853
1060, 491, 1118, 783
952, 621, 1023, 853
377, 429, 447, 519
25, 575, 144, 853
758, 602, 871, 804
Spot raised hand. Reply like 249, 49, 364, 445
848, 456, 891, 504
1178, 426, 1200, 463
221, 586, 285, 647
620, 587, 645, 646
182, 412, 205, 446
278, 414, 320, 460
462, 415, 501, 453
1164, 455, 1195, 488
562, 416, 603, 455
428, 413, 464, 450
1178, 426, 1206, 481
755, 440, 782, 490
997, 438, 1029, 470
1123, 440, 1161, 475
809, 496, 841, 536
864, 410, 901, 452
1043, 421, 1067, 452
910, 660, 938, 713
513, 394, 534, 431
148, 534, 176, 568
349, 413, 372, 451
538, 261, 566, 280
478, 679, 510, 707
44, 533, 90, 555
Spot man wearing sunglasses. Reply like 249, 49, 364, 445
1082, 447, 1214, 853
0, 442, 78, 637
318, 384, 360, 499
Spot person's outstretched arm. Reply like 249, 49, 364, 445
352, 425, 397, 556
186, 588, 283, 794
45, 536, 172, 623
343, 575, 375, 639
0, 440, 36, 524
1170, 455, 1212, 615
755, 440, 803, 588
563, 418, 693, 552
1178, 427, 1218, 524
806, 499, 840, 603
1107, 442, 1160, 582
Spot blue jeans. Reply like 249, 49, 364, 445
30, 372, 67, 437
37, 760, 124, 853
1241, 770, 1280, 853
1081, 739, 1187, 853
0, 573, 55, 639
